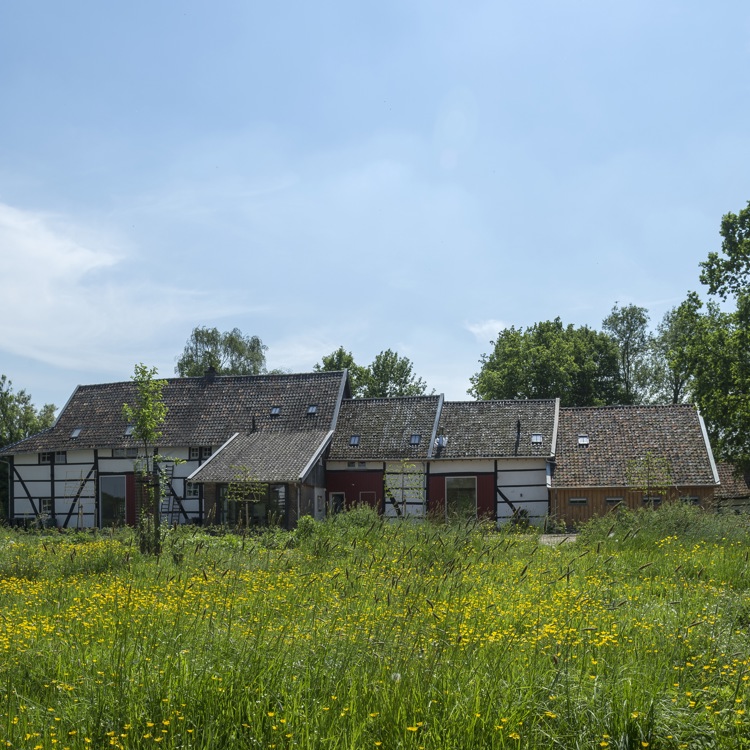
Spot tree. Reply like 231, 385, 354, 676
0, 375, 56, 449
650, 294, 703, 404
602, 303, 652, 404
363, 349, 428, 398
0, 376, 56, 517
314, 346, 370, 397
175, 326, 267, 377
469, 319, 621, 406
122, 364, 168, 553
688, 200, 750, 471
700, 200, 750, 298
685, 296, 750, 470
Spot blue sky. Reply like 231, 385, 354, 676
2, 1, 749, 411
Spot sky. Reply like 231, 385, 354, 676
2, 1, 750, 412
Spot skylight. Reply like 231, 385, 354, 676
70, 428, 82, 438
270, 406, 281, 417
409, 434, 421, 446
349, 435, 360, 447
531, 433, 543, 444
577, 434, 590, 447
307, 404, 318, 415
124, 425, 134, 436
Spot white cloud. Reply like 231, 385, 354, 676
0, 202, 247, 373
466, 318, 508, 343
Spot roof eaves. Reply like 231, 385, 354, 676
427, 394, 444, 459
298, 430, 334, 481
697, 410, 720, 484
330, 371, 349, 431
550, 397, 560, 457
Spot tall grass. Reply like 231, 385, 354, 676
1, 505, 750, 748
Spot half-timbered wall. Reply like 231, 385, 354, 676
9, 447, 215, 528
495, 459, 550, 525
428, 458, 550, 526
383, 461, 427, 518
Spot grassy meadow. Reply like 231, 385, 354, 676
1, 505, 750, 749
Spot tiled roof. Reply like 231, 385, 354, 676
553, 405, 718, 488
328, 397, 442, 460
2, 371, 348, 454
434, 400, 558, 459
715, 462, 750, 499
189, 430, 332, 484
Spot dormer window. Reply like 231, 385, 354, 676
270, 406, 281, 417
307, 405, 318, 416
71, 428, 82, 439
409, 434, 421, 446
578, 434, 590, 448
531, 433, 543, 445
349, 435, 360, 447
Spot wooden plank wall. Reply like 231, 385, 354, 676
551, 486, 716, 528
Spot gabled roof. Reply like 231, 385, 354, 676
434, 399, 558, 459
328, 396, 442, 460
2, 371, 349, 454
715, 462, 750, 500
188, 429, 333, 484
553, 404, 719, 488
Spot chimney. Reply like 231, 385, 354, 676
204, 366, 217, 383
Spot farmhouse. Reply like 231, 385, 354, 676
550, 404, 719, 526
1, 370, 349, 528
1, 370, 723, 529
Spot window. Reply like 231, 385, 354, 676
39, 498, 53, 515
190, 447, 213, 461
270, 406, 281, 417
569, 497, 588, 505
40, 452, 66, 464
70, 428, 82, 438
113, 447, 138, 458
531, 433, 543, 445
347, 461, 356, 468
605, 496, 624, 505
409, 434, 421, 446
577, 434, 590, 447
643, 495, 663, 506
349, 435, 360, 447
307, 404, 318, 416
185, 481, 200, 499
680, 496, 701, 505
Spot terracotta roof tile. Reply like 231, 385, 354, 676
2, 371, 347, 454
435, 400, 558, 459
189, 430, 332, 484
329, 397, 441, 460
553, 404, 717, 487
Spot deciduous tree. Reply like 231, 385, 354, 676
314, 346, 369, 397
469, 319, 621, 406
602, 303, 652, 404
175, 327, 267, 377
363, 350, 428, 398
123, 364, 168, 553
